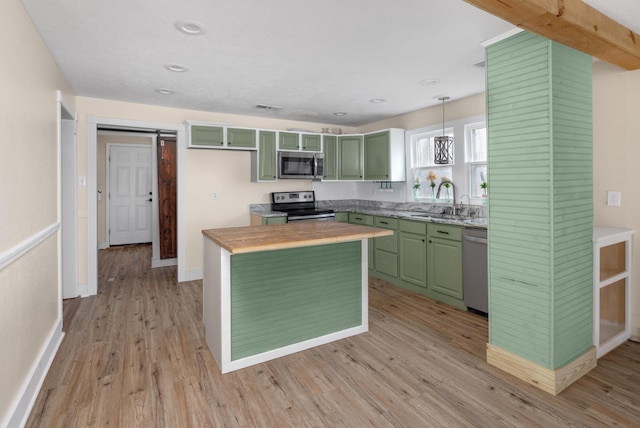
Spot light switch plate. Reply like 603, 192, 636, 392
607, 191, 621, 206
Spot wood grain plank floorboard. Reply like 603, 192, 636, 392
25, 244, 640, 427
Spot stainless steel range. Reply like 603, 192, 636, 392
270, 191, 335, 222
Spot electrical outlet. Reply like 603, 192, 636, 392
212, 192, 218, 200
607, 191, 621, 206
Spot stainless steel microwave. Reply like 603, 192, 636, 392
278, 151, 324, 180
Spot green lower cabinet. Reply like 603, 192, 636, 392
427, 225, 463, 299
373, 217, 398, 278
348, 213, 374, 268
263, 216, 287, 225
398, 220, 427, 287
334, 212, 349, 223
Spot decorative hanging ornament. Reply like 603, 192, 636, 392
434, 96, 454, 165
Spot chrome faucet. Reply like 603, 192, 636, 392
459, 194, 471, 218
436, 179, 457, 216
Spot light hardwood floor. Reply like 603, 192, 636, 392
26, 244, 640, 427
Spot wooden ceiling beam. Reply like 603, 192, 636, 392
465, 0, 640, 70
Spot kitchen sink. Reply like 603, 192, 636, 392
409, 213, 448, 220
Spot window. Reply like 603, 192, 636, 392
410, 129, 454, 201
407, 115, 487, 205
465, 122, 487, 199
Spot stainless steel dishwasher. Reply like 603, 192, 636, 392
462, 228, 488, 315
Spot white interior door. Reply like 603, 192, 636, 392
109, 145, 152, 245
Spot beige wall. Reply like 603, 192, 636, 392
0, 0, 74, 423
359, 93, 486, 133
75, 97, 358, 280
592, 61, 640, 339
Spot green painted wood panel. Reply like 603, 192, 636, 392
229, 241, 362, 361
486, 31, 593, 369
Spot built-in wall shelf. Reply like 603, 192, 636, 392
594, 227, 634, 358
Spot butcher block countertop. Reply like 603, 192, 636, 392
202, 221, 392, 254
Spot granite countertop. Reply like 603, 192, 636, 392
250, 200, 487, 229
203, 221, 393, 254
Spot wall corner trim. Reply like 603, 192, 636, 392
486, 343, 597, 395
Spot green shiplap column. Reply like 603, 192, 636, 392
486, 32, 593, 370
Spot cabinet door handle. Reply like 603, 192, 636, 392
437, 230, 450, 235
380, 221, 388, 225
422, 239, 425, 242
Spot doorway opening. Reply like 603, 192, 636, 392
100, 129, 177, 266
58, 91, 78, 304
87, 118, 186, 296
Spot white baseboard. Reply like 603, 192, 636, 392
98, 242, 109, 250
184, 268, 203, 282
77, 282, 89, 297
3, 319, 64, 428
151, 257, 177, 268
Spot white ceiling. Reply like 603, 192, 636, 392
18, 1, 639, 127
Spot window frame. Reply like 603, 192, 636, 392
465, 121, 487, 203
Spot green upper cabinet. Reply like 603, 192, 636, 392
363, 129, 406, 181
322, 135, 337, 180
427, 224, 462, 299
301, 134, 322, 151
256, 131, 277, 181
191, 125, 224, 147
227, 128, 257, 149
279, 132, 300, 150
338, 135, 363, 180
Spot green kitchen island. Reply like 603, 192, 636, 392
202, 221, 392, 373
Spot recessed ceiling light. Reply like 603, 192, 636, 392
165, 64, 189, 72
369, 98, 386, 103
175, 20, 205, 35
333, 112, 348, 116
420, 78, 440, 86
156, 88, 174, 95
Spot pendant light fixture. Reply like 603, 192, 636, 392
434, 96, 453, 165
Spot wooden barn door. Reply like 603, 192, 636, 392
157, 136, 177, 259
